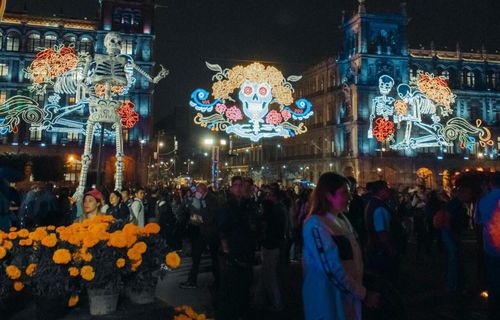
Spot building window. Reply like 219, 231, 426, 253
79, 37, 93, 53
441, 70, 450, 79
0, 32, 3, 50
30, 129, 42, 142
67, 131, 79, 142
26, 33, 41, 53
121, 39, 134, 55
6, 32, 21, 51
63, 35, 76, 47
0, 91, 6, 104
465, 70, 475, 88
0, 63, 8, 77
44, 34, 57, 48
487, 71, 498, 89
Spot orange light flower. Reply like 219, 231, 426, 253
6, 265, 21, 280
80, 265, 95, 281
26, 263, 37, 276
166, 251, 181, 269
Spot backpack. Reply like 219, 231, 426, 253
433, 208, 450, 229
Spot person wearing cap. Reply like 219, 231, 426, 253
80, 189, 104, 220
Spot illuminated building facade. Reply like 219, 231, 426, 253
0, 0, 157, 186
228, 2, 499, 188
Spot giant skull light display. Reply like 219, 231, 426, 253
368, 71, 494, 151
189, 62, 313, 142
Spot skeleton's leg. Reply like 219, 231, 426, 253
73, 120, 97, 201
404, 121, 413, 143
113, 121, 124, 192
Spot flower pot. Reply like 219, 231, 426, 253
35, 294, 69, 320
87, 288, 119, 315
125, 286, 156, 304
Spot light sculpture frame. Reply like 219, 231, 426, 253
189, 62, 313, 142
368, 71, 493, 151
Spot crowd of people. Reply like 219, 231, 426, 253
0, 170, 499, 320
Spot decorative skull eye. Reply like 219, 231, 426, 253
243, 86, 253, 96
111, 39, 115, 43
258, 86, 268, 96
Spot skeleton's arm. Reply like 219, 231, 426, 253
131, 61, 169, 84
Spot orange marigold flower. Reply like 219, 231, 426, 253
79, 248, 93, 262
47, 225, 56, 231
24, 238, 33, 246
53, 249, 72, 264
13, 281, 24, 292
80, 265, 95, 281
0, 231, 6, 239
19, 239, 26, 246
133, 241, 147, 254
9, 227, 17, 232
6, 265, 21, 280
8, 232, 17, 240
68, 234, 82, 246
41, 234, 57, 248
17, 229, 29, 238
82, 235, 100, 248
166, 251, 181, 269
123, 224, 140, 236
3, 240, 13, 250
25, 263, 36, 276
127, 248, 142, 261
29, 228, 48, 241
143, 223, 160, 234
0, 246, 7, 259
116, 258, 126, 268
131, 259, 142, 271
68, 294, 79, 307
126, 234, 137, 248
68, 267, 79, 277
108, 231, 128, 248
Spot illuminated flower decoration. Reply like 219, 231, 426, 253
373, 117, 395, 142
414, 71, 455, 109
189, 62, 313, 142
215, 103, 227, 114
116, 101, 140, 129
394, 100, 408, 116
225, 106, 243, 122
27, 45, 79, 85
265, 110, 283, 125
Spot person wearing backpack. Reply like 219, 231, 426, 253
477, 172, 500, 320
130, 187, 145, 227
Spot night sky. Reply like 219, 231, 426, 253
6, 0, 500, 150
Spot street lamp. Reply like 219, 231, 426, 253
203, 136, 222, 189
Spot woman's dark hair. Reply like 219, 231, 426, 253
307, 172, 349, 217
110, 190, 123, 205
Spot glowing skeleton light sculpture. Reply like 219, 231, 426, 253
189, 62, 313, 142
368, 71, 494, 151
0, 32, 168, 201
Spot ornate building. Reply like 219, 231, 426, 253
228, 1, 500, 188
0, 0, 158, 186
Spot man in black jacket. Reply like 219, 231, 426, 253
216, 176, 257, 320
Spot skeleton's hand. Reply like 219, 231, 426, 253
153, 65, 169, 83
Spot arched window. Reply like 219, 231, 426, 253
442, 70, 450, 79
410, 65, 419, 81
79, 37, 93, 53
6, 31, 20, 51
63, 35, 76, 47
26, 33, 41, 53
465, 70, 475, 88
44, 34, 57, 48
487, 70, 499, 90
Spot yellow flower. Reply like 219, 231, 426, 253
13, 281, 24, 292
3, 240, 13, 250
41, 234, 57, 247
53, 249, 72, 264
108, 231, 128, 248
143, 223, 160, 234
127, 248, 142, 261
132, 241, 147, 254
116, 258, 125, 269
80, 265, 95, 281
8, 232, 17, 240
0, 247, 6, 259
68, 295, 79, 307
26, 263, 36, 276
68, 267, 79, 277
17, 229, 29, 238
6, 265, 21, 280
166, 251, 181, 269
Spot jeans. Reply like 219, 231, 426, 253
441, 229, 464, 292
255, 247, 284, 310
485, 253, 500, 320
188, 234, 219, 286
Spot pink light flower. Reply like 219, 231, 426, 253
281, 109, 291, 121
265, 110, 283, 125
225, 106, 243, 122
215, 103, 227, 114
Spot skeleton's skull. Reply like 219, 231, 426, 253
104, 32, 122, 55
238, 80, 273, 120
379, 75, 394, 95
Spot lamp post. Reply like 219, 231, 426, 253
203, 137, 225, 189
